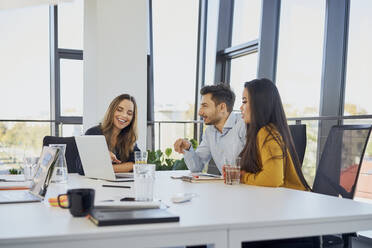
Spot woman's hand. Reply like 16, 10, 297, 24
109, 152, 121, 164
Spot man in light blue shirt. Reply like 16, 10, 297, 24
174, 83, 246, 174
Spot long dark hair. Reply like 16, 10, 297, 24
101, 94, 138, 162
240, 78, 311, 190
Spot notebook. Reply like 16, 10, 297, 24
88, 208, 179, 226
171, 173, 223, 182
75, 136, 133, 182
0, 146, 59, 204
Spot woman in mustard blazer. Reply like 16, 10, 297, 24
238, 78, 311, 191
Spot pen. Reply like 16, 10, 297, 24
102, 184, 131, 189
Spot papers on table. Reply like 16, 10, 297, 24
95, 199, 161, 210
0, 175, 31, 190
171, 172, 223, 182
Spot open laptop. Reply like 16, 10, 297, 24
75, 135, 133, 182
0, 146, 59, 204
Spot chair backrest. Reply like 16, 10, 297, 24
206, 158, 221, 175
288, 124, 307, 167
313, 125, 372, 199
42, 136, 84, 175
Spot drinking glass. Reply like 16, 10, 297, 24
23, 157, 38, 181
135, 151, 148, 164
49, 144, 68, 183
224, 157, 241, 185
134, 163, 155, 201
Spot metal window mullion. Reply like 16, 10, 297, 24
258, 0, 281, 81
193, 0, 207, 142
58, 53, 83, 60
224, 46, 258, 59
59, 116, 83, 125
318, 0, 350, 162
49, 5, 60, 137
219, 39, 259, 56
147, 0, 155, 151
214, 0, 234, 83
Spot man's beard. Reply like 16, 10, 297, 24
203, 114, 220, 126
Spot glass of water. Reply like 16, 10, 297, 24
134, 163, 155, 201
224, 157, 241, 185
23, 157, 38, 181
134, 151, 148, 164
49, 144, 68, 183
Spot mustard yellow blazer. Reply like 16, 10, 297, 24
241, 125, 307, 191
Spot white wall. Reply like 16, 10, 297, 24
84, 0, 148, 150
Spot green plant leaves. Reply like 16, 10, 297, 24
165, 148, 172, 157
147, 139, 198, 171
9, 168, 21, 174
189, 138, 198, 150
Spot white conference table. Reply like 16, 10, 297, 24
1, 171, 372, 248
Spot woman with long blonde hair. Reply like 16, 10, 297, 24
85, 94, 140, 172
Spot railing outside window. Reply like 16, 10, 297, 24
0, 120, 83, 174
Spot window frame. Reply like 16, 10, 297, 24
50, 6, 83, 137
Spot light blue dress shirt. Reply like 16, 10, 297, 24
183, 113, 246, 173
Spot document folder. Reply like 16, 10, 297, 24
88, 208, 179, 226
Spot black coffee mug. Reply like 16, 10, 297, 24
58, 188, 95, 217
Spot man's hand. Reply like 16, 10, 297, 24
109, 152, 121, 164
174, 138, 191, 154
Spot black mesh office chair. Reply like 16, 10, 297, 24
244, 125, 372, 248
313, 124, 372, 247
289, 124, 307, 167
42, 136, 84, 175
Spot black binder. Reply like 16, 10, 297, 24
88, 208, 180, 226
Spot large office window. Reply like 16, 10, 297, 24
276, 0, 325, 186
276, 0, 325, 118
231, 0, 262, 46
57, 1, 84, 137
60, 59, 83, 117
230, 54, 258, 110
204, 0, 220, 86
0, 6, 50, 120
152, 0, 199, 152
0, 6, 51, 171
58, 0, 84, 50
344, 0, 372, 200
0, 3, 84, 173
344, 0, 372, 116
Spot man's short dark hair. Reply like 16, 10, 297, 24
200, 83, 235, 113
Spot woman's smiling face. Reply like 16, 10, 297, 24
113, 99, 134, 131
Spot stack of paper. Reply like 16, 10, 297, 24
0, 175, 31, 190
94, 200, 161, 210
